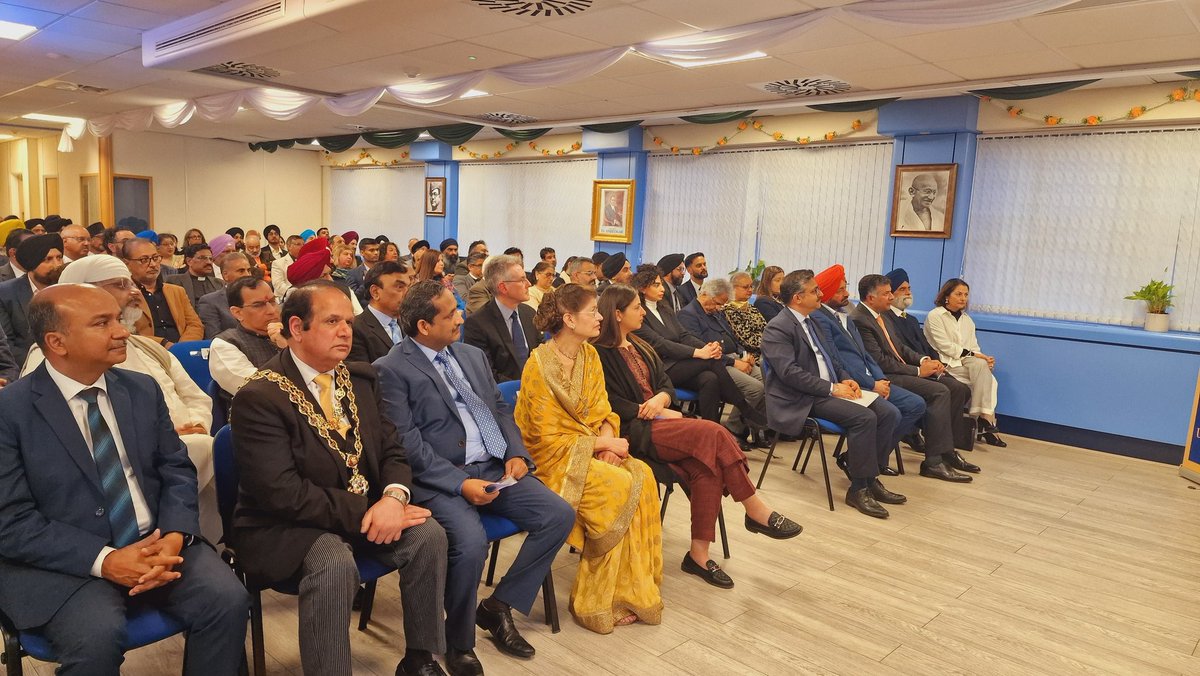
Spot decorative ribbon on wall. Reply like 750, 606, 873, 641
978, 80, 1200, 127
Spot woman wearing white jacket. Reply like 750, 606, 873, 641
924, 278, 1005, 447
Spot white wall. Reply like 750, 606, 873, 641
328, 165, 425, 242
112, 130, 322, 237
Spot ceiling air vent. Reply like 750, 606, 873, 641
478, 112, 539, 124
153, 1, 284, 57
197, 61, 281, 79
752, 76, 853, 98
40, 80, 110, 94
471, 1, 594, 17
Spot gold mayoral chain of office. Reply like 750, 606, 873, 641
249, 365, 369, 495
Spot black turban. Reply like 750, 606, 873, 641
600, 251, 627, 280
15, 233, 63, 271
656, 253, 684, 275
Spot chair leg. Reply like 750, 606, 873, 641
250, 590, 266, 676
485, 540, 501, 587
796, 429, 815, 473
717, 508, 730, 560
1, 632, 22, 676
659, 484, 673, 521
894, 443, 905, 475
755, 431, 778, 489
817, 434, 835, 512
541, 572, 560, 633
357, 580, 378, 631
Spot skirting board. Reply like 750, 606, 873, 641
998, 414, 1184, 466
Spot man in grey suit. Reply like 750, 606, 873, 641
452, 251, 485, 302
760, 269, 903, 519
165, 243, 222, 309
376, 281, 573, 676
197, 251, 252, 339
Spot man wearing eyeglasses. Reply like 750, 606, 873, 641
210, 276, 285, 399
166, 243, 223, 310
59, 224, 91, 263
463, 254, 543, 383
123, 238, 203, 348
198, 252, 253, 339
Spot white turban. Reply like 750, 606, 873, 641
59, 254, 132, 284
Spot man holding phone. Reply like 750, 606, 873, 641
375, 281, 573, 676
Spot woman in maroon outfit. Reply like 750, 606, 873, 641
591, 284, 802, 589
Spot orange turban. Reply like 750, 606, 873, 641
814, 264, 845, 301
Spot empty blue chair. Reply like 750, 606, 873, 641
168, 340, 212, 389
496, 379, 521, 407
207, 380, 228, 433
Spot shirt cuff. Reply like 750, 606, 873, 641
383, 483, 411, 504
91, 546, 116, 578
918, 356, 929, 363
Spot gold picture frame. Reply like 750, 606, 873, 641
890, 163, 957, 239
590, 179, 635, 244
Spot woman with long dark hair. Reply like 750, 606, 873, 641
753, 265, 785, 322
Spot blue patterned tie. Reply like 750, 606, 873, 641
434, 352, 508, 460
510, 311, 529, 366
804, 318, 839, 381
388, 318, 401, 344
79, 388, 141, 548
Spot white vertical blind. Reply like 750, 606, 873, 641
329, 165, 424, 242
458, 158, 597, 258
965, 129, 1200, 331
644, 143, 892, 279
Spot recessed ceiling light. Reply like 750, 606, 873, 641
0, 134, 15, 141
460, 89, 489, 99
670, 51, 768, 69
467, 55, 477, 61
22, 113, 84, 125
0, 20, 37, 41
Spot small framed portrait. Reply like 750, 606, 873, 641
590, 179, 635, 243
425, 177, 446, 216
890, 164, 957, 238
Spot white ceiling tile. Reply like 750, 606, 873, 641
1018, 2, 1197, 47
938, 50, 1082, 81
1056, 34, 1200, 68
375, 1, 533, 40
72, 1, 176, 30
889, 23, 1050, 62
541, 6, 696, 44
0, 3, 63, 27
776, 41, 923, 77
105, 1, 225, 17
1, 0, 87, 12
398, 41, 528, 72
552, 76, 653, 99
767, 17, 876, 53
844, 63, 963, 90
676, 57, 818, 87
49, 16, 142, 46
467, 25, 610, 60
634, 0, 814, 31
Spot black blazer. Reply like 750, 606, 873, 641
890, 309, 938, 360
349, 308, 395, 365
754, 295, 784, 323
462, 299, 542, 383
230, 351, 412, 585
0, 261, 16, 283
595, 340, 675, 463
0, 276, 34, 367
0, 322, 15, 384
850, 303, 925, 377
675, 279, 700, 307
760, 309, 852, 436
633, 302, 705, 371
677, 299, 739, 363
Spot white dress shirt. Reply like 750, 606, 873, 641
414, 341, 491, 466
789, 307, 834, 391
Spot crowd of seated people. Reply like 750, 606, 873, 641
0, 218, 1007, 675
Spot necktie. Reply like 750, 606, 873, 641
434, 352, 507, 460
314, 373, 351, 437
387, 318, 401, 344
79, 388, 140, 548
804, 318, 838, 380
876, 314, 904, 361
510, 311, 529, 366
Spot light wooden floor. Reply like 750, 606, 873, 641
20, 434, 1200, 675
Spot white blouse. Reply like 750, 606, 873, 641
924, 306, 982, 368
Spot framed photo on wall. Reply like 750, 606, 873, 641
425, 177, 446, 216
890, 163, 957, 238
590, 179, 635, 244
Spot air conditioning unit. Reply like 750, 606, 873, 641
142, 0, 374, 70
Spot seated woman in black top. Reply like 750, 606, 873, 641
752, 265, 785, 323
593, 284, 802, 589
630, 266, 766, 434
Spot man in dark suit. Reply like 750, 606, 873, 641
344, 236, 381, 301
377, 281, 573, 675
231, 280, 449, 676
853, 274, 981, 475
166, 243, 223, 310
0, 233, 66, 367
463, 254, 542, 383
0, 323, 16, 385
349, 260, 414, 364
1, 228, 36, 283
0, 284, 248, 674
760, 269, 903, 519
198, 251, 252, 339
675, 252, 707, 307
656, 253, 686, 312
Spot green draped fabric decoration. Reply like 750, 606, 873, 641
581, 120, 643, 133
1178, 71, 1200, 79
968, 81, 1097, 100
807, 98, 898, 113
276, 139, 296, 149
248, 142, 273, 152
427, 124, 483, 145
495, 128, 552, 141
317, 134, 361, 153
362, 129, 422, 148
679, 110, 756, 124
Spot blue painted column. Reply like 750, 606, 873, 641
878, 96, 980, 311
410, 140, 459, 245
582, 128, 648, 264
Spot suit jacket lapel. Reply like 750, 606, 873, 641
277, 350, 351, 477
105, 371, 147, 486
30, 367, 101, 489
402, 340, 462, 423
486, 301, 517, 363
363, 308, 393, 347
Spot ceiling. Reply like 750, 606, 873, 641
0, 0, 1199, 145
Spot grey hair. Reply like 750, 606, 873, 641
729, 271, 752, 287
483, 254, 523, 292
699, 278, 732, 298
565, 257, 591, 276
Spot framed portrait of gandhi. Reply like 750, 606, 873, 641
590, 179, 635, 244
890, 164, 957, 238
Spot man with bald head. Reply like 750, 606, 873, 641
0, 284, 248, 675
898, 173, 945, 232
59, 224, 91, 263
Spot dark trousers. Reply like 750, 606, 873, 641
937, 374, 976, 450
888, 374, 957, 457
666, 357, 751, 423
809, 395, 899, 481
40, 542, 249, 676
420, 457, 574, 651
883, 384, 926, 450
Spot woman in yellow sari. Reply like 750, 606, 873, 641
514, 283, 664, 634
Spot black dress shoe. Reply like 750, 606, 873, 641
445, 650, 484, 676
976, 419, 1009, 447
869, 479, 907, 504
920, 461, 972, 483
744, 512, 803, 539
681, 553, 734, 589
476, 600, 534, 659
878, 465, 899, 476
397, 656, 447, 676
845, 487, 889, 519
834, 453, 851, 481
944, 451, 981, 473
901, 432, 925, 452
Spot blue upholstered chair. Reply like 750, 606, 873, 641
168, 340, 212, 389
207, 379, 228, 434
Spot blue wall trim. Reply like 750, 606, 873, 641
877, 96, 980, 136
423, 158, 458, 245
593, 148, 648, 265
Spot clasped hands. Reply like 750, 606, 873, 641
636, 392, 682, 421
101, 529, 185, 596
692, 342, 723, 360
594, 436, 629, 467
460, 457, 529, 507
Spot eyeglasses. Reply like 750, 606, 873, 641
500, 277, 529, 286
61, 236, 88, 242
97, 278, 135, 291
243, 298, 279, 310
128, 254, 163, 265
569, 308, 601, 318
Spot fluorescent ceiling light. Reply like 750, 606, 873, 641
22, 113, 84, 125
460, 89, 489, 99
309, 139, 321, 145
0, 20, 37, 41
0, 134, 14, 141
672, 51, 768, 69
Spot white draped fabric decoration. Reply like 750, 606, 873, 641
964, 129, 1200, 332
457, 159, 598, 260
59, 0, 1079, 149
328, 165, 425, 243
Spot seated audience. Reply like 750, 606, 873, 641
464, 273, 492, 317
103, 226, 136, 257
454, 251, 486, 302
760, 270, 903, 519
753, 265, 786, 322
463, 254, 542, 383
230, 281, 449, 676
592, 252, 610, 291
285, 237, 364, 315
270, 235, 304, 302
206, 234, 235, 258
242, 230, 269, 282
348, 260, 415, 364
415, 248, 446, 282
376, 280, 573, 672
345, 236, 380, 297
675, 252, 707, 307
537, 247, 563, 288
0, 227, 35, 282
724, 271, 767, 357
209, 277, 286, 398
439, 238, 458, 272
156, 232, 180, 274
0, 233, 65, 366
0, 283, 248, 675
454, 240, 488, 278
182, 227, 206, 247
526, 261, 555, 310
330, 242, 358, 286
0, 324, 15, 385
925, 278, 1006, 447
514, 284, 663, 634
261, 225, 285, 264
59, 223, 91, 263
599, 252, 632, 287
166, 243, 223, 310
566, 256, 598, 287
656, 253, 686, 312
382, 240, 401, 262
593, 284, 801, 589
124, 238, 203, 348
86, 222, 107, 255
198, 251, 253, 339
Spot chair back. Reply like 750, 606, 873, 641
168, 340, 212, 389
497, 379, 521, 407
212, 425, 239, 541
207, 380, 229, 433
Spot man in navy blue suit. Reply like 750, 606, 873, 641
375, 280, 573, 676
0, 284, 248, 675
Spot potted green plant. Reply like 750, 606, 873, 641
1125, 278, 1174, 332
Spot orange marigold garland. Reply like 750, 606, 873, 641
983, 81, 1199, 127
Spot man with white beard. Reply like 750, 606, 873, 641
21, 255, 222, 543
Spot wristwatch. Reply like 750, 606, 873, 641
383, 487, 410, 507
